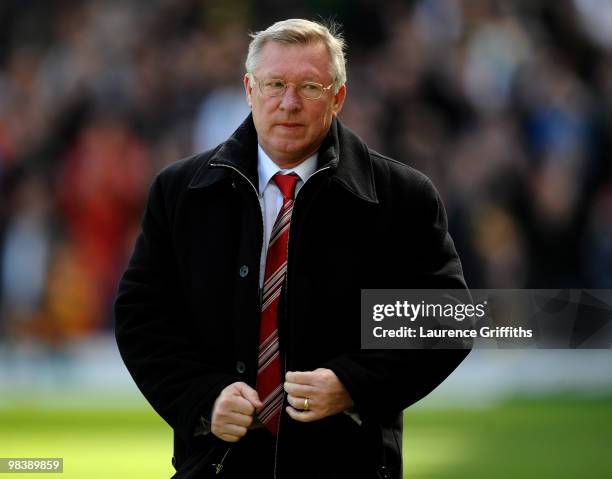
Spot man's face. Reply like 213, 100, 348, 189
245, 41, 346, 168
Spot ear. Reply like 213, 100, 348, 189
244, 74, 253, 108
331, 83, 346, 116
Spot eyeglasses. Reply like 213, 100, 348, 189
251, 75, 334, 100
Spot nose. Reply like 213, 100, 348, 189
279, 84, 302, 111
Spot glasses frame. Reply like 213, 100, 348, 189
250, 74, 334, 100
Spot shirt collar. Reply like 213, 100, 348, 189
257, 145, 318, 194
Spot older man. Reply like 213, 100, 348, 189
115, 19, 469, 479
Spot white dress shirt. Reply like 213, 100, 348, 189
257, 145, 317, 287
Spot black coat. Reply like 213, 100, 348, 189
115, 115, 469, 479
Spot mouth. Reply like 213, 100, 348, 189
276, 122, 304, 128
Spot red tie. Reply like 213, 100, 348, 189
257, 173, 299, 434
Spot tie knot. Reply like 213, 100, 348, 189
273, 173, 299, 201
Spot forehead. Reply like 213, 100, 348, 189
255, 41, 332, 81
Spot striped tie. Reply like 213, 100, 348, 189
257, 172, 298, 435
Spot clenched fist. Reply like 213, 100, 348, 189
211, 382, 263, 442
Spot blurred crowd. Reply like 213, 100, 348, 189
1, 0, 611, 346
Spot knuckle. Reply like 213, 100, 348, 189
212, 419, 227, 432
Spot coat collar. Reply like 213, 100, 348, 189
188, 114, 378, 204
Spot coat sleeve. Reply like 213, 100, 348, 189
114, 173, 236, 445
323, 175, 471, 423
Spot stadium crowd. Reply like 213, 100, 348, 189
1, 0, 611, 345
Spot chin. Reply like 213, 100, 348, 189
273, 140, 306, 154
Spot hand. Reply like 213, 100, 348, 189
211, 382, 263, 442
283, 368, 354, 422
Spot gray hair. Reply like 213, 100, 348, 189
245, 18, 346, 94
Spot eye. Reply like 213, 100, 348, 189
265, 79, 285, 89
301, 82, 320, 91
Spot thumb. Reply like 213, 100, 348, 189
235, 382, 263, 411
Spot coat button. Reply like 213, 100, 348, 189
236, 361, 246, 374
239, 265, 249, 278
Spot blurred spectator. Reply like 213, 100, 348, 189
583, 181, 612, 287
1, 173, 51, 333
57, 111, 150, 327
193, 87, 251, 152
192, 26, 251, 152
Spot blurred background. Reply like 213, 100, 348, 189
1, 0, 611, 477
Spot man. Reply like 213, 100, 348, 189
115, 19, 469, 479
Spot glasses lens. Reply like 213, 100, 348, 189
299, 82, 323, 99
261, 79, 285, 96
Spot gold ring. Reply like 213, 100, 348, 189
303, 398, 310, 411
